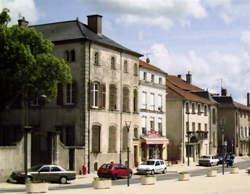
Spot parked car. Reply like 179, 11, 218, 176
136, 159, 167, 175
198, 155, 219, 166
97, 163, 133, 180
215, 154, 224, 165
9, 164, 76, 184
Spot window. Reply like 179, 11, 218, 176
51, 167, 61, 172
60, 126, 75, 146
151, 74, 155, 82
159, 77, 162, 84
198, 123, 201, 131
150, 117, 155, 131
205, 123, 208, 131
212, 108, 216, 124
94, 52, 99, 66
192, 103, 195, 113
186, 122, 189, 131
71, 49, 75, 62
192, 122, 195, 131
149, 93, 155, 111
109, 84, 117, 111
204, 105, 207, 116
66, 83, 73, 104
157, 95, 162, 111
134, 128, 138, 139
65, 50, 70, 62
122, 127, 128, 151
133, 89, 138, 112
123, 87, 130, 112
30, 96, 39, 106
186, 103, 189, 113
142, 92, 147, 109
108, 126, 116, 153
142, 116, 147, 135
158, 118, 162, 135
90, 82, 106, 109
134, 63, 138, 76
124, 60, 128, 73
39, 167, 50, 172
198, 104, 201, 115
143, 72, 147, 81
57, 82, 77, 105
92, 125, 101, 153
111, 56, 116, 70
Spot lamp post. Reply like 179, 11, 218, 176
125, 121, 131, 187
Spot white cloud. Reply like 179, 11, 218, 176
241, 31, 250, 46
147, 43, 250, 103
0, 0, 39, 25
84, 0, 207, 30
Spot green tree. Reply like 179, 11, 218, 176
0, 8, 72, 109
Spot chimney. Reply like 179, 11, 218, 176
87, 15, 102, 35
177, 74, 182, 79
18, 17, 29, 27
146, 58, 150, 64
221, 88, 227, 96
186, 71, 192, 84
247, 93, 250, 107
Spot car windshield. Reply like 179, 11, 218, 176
100, 164, 113, 169
29, 164, 44, 171
201, 156, 210, 159
144, 161, 155, 165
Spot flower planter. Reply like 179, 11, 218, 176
26, 183, 48, 193
140, 176, 156, 185
92, 179, 112, 189
178, 173, 190, 181
230, 167, 239, 174
207, 169, 217, 177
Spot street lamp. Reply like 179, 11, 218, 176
125, 121, 131, 187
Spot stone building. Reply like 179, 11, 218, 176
135, 60, 168, 166
0, 15, 142, 180
166, 73, 218, 164
212, 90, 250, 156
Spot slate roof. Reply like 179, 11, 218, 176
167, 75, 203, 91
139, 60, 167, 74
31, 20, 142, 57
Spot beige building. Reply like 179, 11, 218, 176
166, 73, 217, 164
0, 15, 142, 181
213, 90, 250, 156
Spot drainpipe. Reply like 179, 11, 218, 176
119, 51, 123, 163
87, 41, 91, 173
182, 101, 185, 164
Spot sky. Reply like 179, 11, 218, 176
1, 0, 250, 104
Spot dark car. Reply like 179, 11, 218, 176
9, 164, 76, 184
97, 163, 132, 180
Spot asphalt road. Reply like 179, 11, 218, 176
1, 160, 250, 193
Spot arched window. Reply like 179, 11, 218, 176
71, 49, 75, 62
198, 104, 201, 115
192, 103, 195, 113
123, 87, 130, 112
124, 60, 128, 73
108, 126, 117, 153
109, 84, 117, 111
134, 63, 138, 76
122, 127, 128, 151
94, 52, 99, 66
111, 56, 116, 70
133, 89, 138, 113
92, 125, 101, 153
204, 105, 207, 116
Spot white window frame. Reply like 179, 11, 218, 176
149, 93, 155, 111
142, 91, 147, 109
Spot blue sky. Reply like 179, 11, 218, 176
2, 0, 250, 104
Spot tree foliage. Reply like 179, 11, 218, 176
0, 8, 72, 109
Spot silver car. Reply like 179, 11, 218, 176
9, 164, 76, 184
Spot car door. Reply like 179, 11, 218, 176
155, 161, 161, 173
50, 166, 63, 182
36, 166, 51, 182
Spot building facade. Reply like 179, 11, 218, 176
135, 60, 168, 165
0, 15, 142, 180
166, 73, 217, 164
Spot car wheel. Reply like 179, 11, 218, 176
25, 176, 32, 183
128, 172, 132, 178
112, 174, 118, 180
162, 168, 167, 174
60, 176, 67, 184
151, 170, 155, 175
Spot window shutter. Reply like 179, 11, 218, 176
89, 82, 93, 108
72, 82, 77, 104
113, 86, 117, 110
57, 83, 64, 105
101, 84, 106, 108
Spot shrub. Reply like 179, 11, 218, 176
179, 171, 189, 175
141, 174, 155, 177
231, 165, 238, 168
